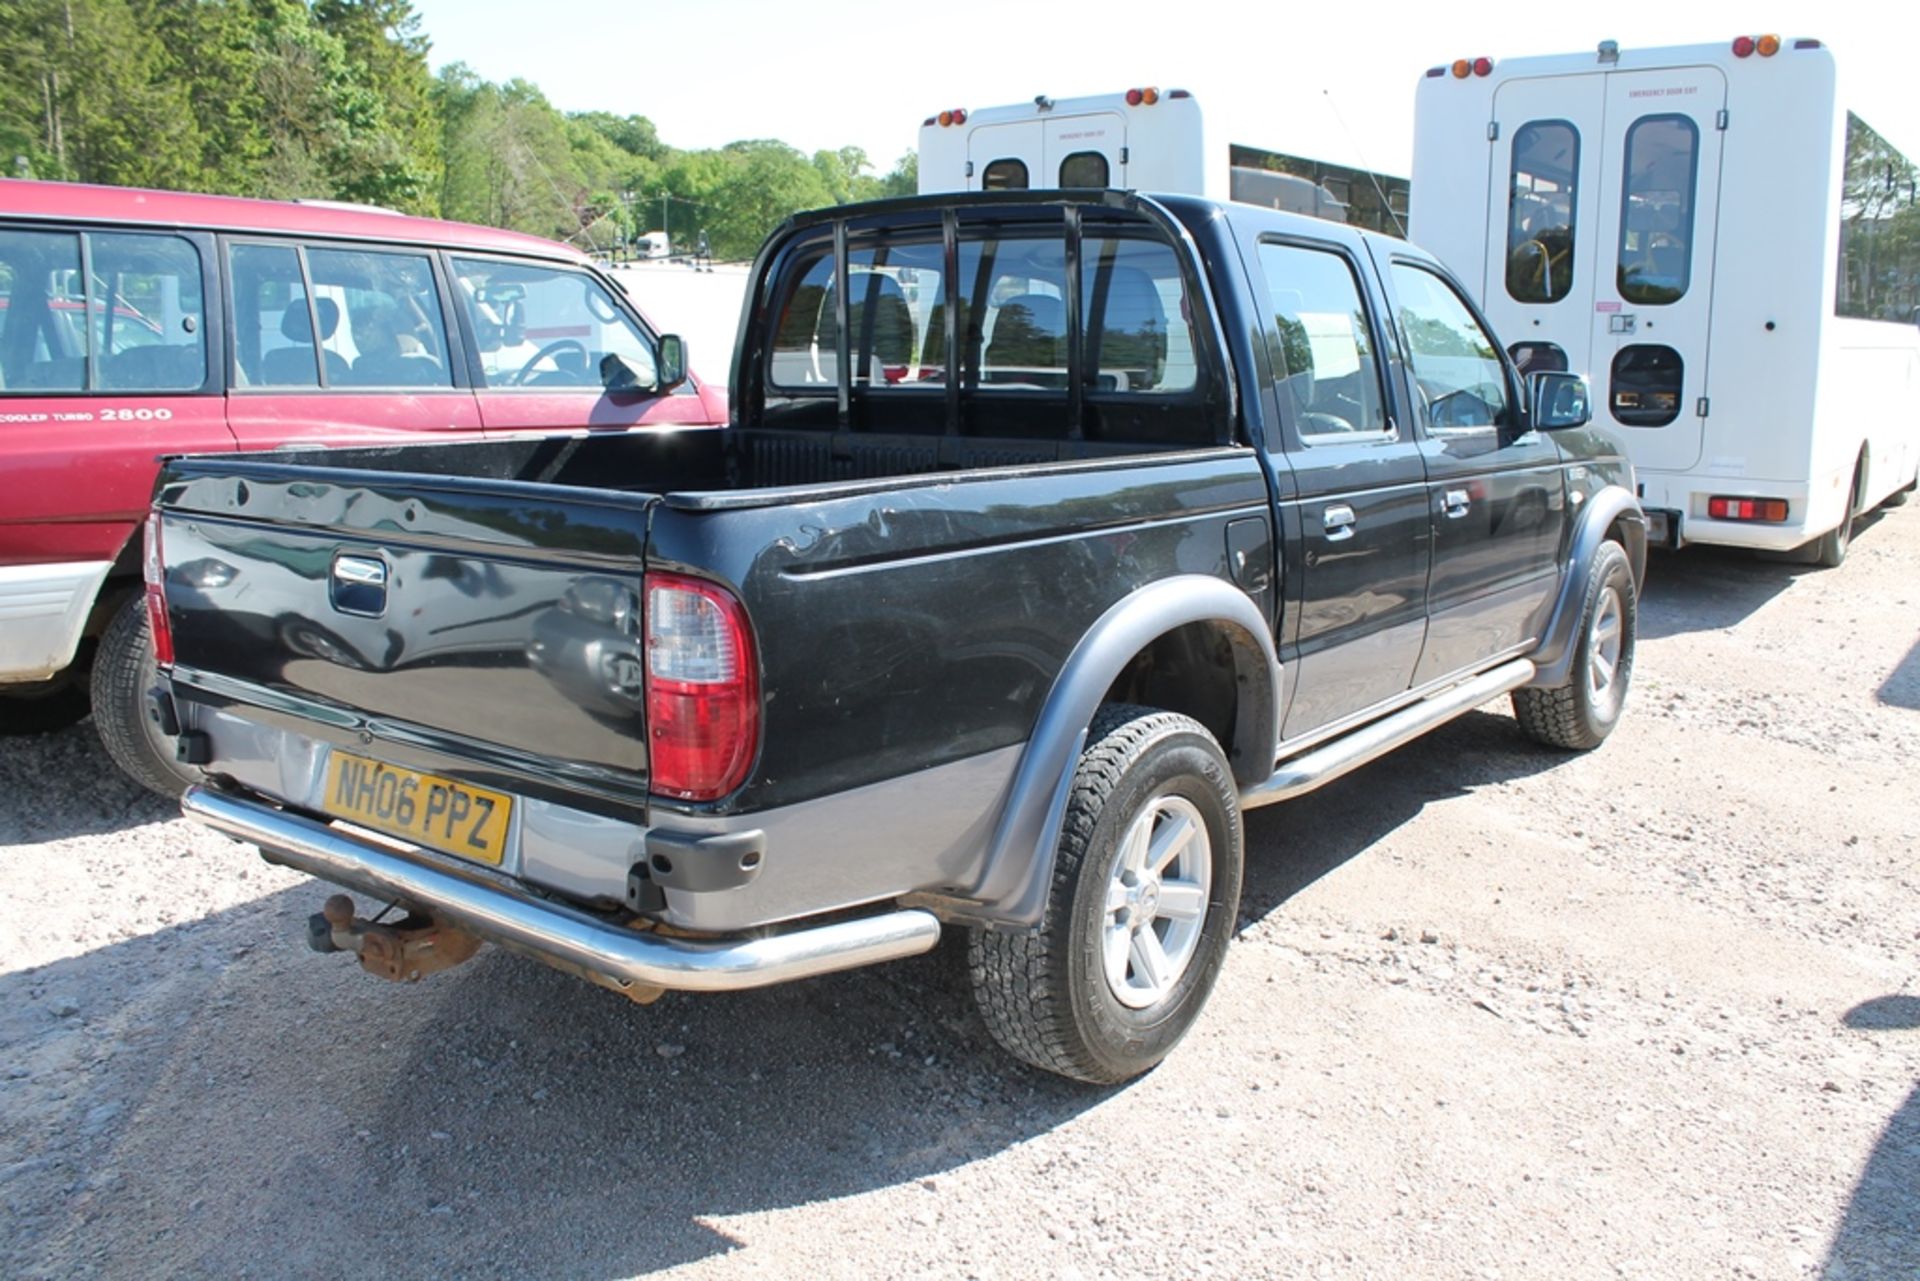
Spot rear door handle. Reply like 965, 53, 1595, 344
1443, 489, 1471, 519
1323, 504, 1356, 542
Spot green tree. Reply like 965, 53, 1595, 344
313, 0, 442, 212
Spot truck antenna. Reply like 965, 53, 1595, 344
1321, 88, 1408, 238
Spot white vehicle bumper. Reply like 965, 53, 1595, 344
0, 561, 114, 684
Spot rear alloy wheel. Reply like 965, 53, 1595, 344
969, 704, 1243, 1083
91, 595, 201, 798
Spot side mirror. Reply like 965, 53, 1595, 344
1528, 370, 1592, 431
657, 333, 687, 392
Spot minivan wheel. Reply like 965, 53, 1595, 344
1512, 539, 1637, 751
92, 596, 201, 798
968, 704, 1243, 1084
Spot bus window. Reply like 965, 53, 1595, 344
1507, 120, 1579, 304
1059, 152, 1109, 188
1835, 112, 1920, 323
982, 159, 1029, 191
1617, 115, 1698, 306
1610, 344, 1683, 426
1510, 342, 1568, 375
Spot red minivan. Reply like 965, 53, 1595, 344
0, 179, 727, 793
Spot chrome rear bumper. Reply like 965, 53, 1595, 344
181, 786, 942, 996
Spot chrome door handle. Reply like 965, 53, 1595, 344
1323, 504, 1356, 542
1443, 489, 1471, 519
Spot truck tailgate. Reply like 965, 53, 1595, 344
158, 461, 659, 809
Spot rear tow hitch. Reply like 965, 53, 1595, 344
307, 894, 483, 984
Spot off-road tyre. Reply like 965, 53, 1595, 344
91, 596, 199, 798
1512, 539, 1636, 751
969, 704, 1243, 1084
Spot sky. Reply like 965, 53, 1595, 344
410, 0, 1920, 179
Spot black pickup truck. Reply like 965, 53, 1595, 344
152, 191, 1645, 1082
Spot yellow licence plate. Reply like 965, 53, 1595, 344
322, 751, 512, 866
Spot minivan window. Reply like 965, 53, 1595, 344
306, 248, 453, 389
1257, 241, 1389, 439
1390, 263, 1511, 431
452, 258, 656, 390
0, 228, 205, 394
1507, 120, 1580, 304
1618, 114, 1698, 305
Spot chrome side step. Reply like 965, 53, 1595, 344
181, 786, 943, 996
1241, 658, 1536, 811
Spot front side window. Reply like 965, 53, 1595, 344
1257, 241, 1388, 439
452, 257, 655, 390
306, 248, 453, 389
1507, 120, 1580, 304
1059, 152, 1110, 188
0, 228, 205, 394
1390, 263, 1511, 432
982, 159, 1029, 191
1618, 114, 1698, 305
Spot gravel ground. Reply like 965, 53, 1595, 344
3, 503, 1916, 1281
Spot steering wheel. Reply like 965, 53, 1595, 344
510, 338, 589, 386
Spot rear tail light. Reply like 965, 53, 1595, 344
143, 512, 174, 668
1472, 57, 1493, 76
1708, 496, 1789, 522
933, 108, 967, 127
1124, 87, 1160, 106
644, 572, 759, 802
1733, 35, 1755, 57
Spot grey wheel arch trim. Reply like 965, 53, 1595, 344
949, 574, 1279, 928
1526, 485, 1646, 690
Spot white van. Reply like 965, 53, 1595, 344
1411, 36, 1920, 563
917, 89, 1409, 237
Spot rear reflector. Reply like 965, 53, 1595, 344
645, 572, 759, 802
1708, 496, 1789, 522
143, 512, 174, 668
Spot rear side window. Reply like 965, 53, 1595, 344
1618, 114, 1698, 305
0, 228, 206, 395
1256, 241, 1389, 440
1507, 120, 1580, 304
452, 257, 656, 390
307, 248, 453, 389
982, 159, 1028, 191
230, 243, 320, 387
1390, 262, 1512, 432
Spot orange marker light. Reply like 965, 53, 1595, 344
1142, 87, 1160, 105
1451, 59, 1472, 79
1757, 33, 1781, 56
938, 110, 953, 127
